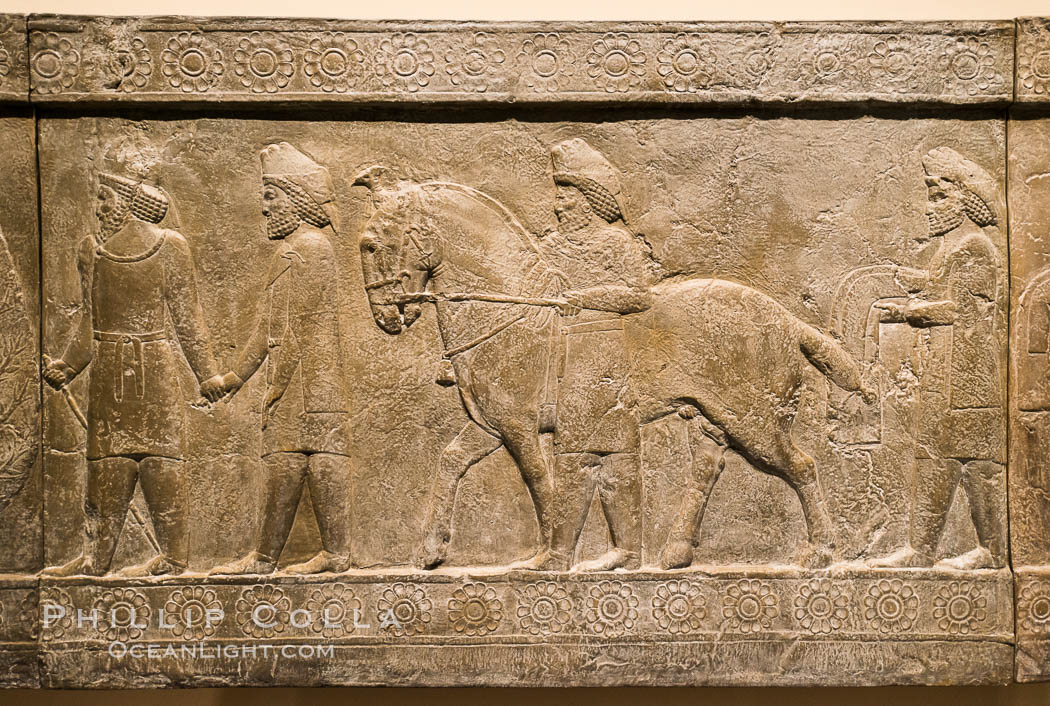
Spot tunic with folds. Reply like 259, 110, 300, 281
61, 223, 219, 461
540, 219, 650, 454
234, 226, 351, 457
910, 230, 1005, 463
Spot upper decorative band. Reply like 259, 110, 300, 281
16, 16, 1022, 106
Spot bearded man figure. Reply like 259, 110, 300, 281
871, 147, 1007, 570
535, 138, 653, 572
42, 169, 225, 577
211, 143, 353, 576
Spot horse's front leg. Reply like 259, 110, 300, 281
660, 412, 727, 570
417, 421, 503, 569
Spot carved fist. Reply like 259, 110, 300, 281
873, 301, 906, 323
43, 358, 74, 390
538, 403, 557, 433
263, 385, 284, 413
199, 374, 226, 403
559, 290, 583, 317
221, 371, 245, 398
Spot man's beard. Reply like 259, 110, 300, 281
98, 203, 130, 242
555, 205, 592, 234
927, 205, 964, 237
266, 209, 300, 239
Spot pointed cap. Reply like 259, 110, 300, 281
261, 142, 333, 206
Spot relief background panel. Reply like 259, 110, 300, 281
38, 113, 1004, 573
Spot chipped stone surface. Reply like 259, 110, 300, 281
3, 12, 1050, 688
1010, 114, 1050, 682
0, 108, 41, 688
0, 16, 28, 103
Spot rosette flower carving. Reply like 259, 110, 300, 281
375, 33, 435, 93
31, 32, 80, 95
234, 32, 295, 94
162, 32, 224, 93
305, 33, 364, 93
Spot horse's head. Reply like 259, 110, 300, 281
354, 166, 432, 335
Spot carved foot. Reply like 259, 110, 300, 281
523, 549, 572, 572
659, 539, 694, 570
416, 529, 450, 570
208, 551, 277, 576
284, 551, 352, 575
41, 554, 98, 577
508, 548, 558, 571
572, 548, 640, 573
867, 546, 934, 569
935, 547, 996, 571
118, 555, 186, 577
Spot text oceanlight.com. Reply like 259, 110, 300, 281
107, 642, 336, 660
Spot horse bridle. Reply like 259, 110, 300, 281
369, 220, 567, 360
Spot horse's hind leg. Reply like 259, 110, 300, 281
769, 431, 836, 568
660, 414, 727, 570
417, 422, 503, 569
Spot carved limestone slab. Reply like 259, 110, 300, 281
0, 15, 28, 103
1010, 113, 1050, 682
0, 107, 41, 687
3, 12, 1050, 688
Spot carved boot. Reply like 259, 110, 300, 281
284, 550, 352, 575
509, 548, 557, 571
119, 555, 187, 577
41, 553, 98, 577
572, 548, 640, 572
936, 546, 996, 571
528, 548, 572, 572
868, 545, 935, 569
208, 551, 277, 576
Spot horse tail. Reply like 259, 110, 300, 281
797, 321, 868, 395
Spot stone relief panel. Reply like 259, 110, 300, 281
3, 10, 1050, 688
34, 112, 1012, 686
0, 15, 28, 101
1010, 115, 1050, 682
0, 110, 42, 688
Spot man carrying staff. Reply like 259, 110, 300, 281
212, 143, 353, 576
871, 147, 1006, 570
536, 138, 652, 572
43, 167, 225, 577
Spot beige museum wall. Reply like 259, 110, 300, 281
5, 0, 1050, 702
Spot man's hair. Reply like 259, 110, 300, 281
265, 176, 331, 229
556, 174, 623, 224
98, 172, 169, 225
957, 185, 997, 228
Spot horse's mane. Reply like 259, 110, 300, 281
425, 182, 547, 259
417, 181, 556, 298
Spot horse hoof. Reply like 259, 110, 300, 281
797, 543, 834, 569
416, 534, 449, 570
660, 540, 694, 570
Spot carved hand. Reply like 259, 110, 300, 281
221, 371, 245, 398
559, 290, 584, 317
199, 374, 226, 403
263, 385, 284, 413
43, 358, 74, 390
873, 301, 906, 323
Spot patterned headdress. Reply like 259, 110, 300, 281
550, 138, 625, 224
922, 147, 999, 227
98, 172, 169, 225
260, 142, 334, 229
